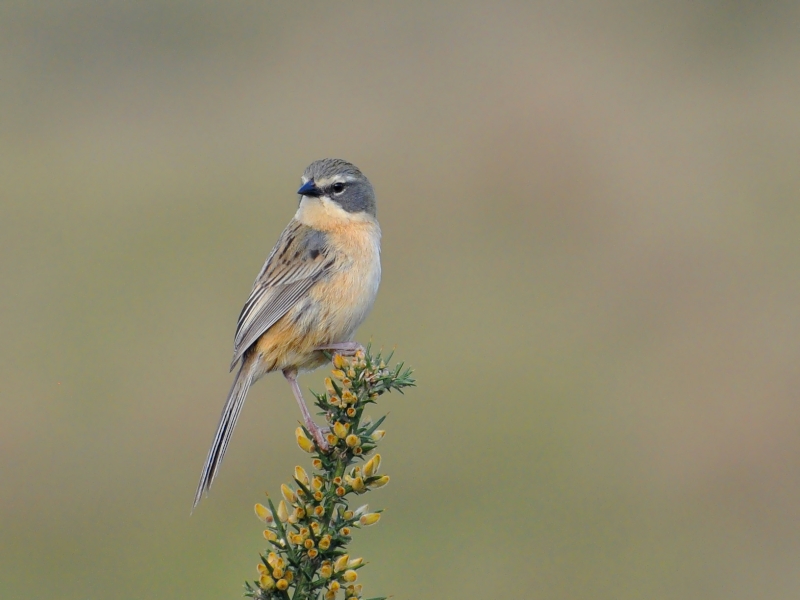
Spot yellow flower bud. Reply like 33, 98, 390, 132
336, 486, 346, 496
284, 570, 294, 583
370, 430, 385, 441
312, 476, 324, 490
351, 477, 366, 493
343, 569, 358, 583
272, 567, 284, 579
276, 578, 289, 591
308, 548, 318, 558
326, 433, 338, 446
359, 512, 381, 526
331, 369, 346, 380
277, 500, 289, 523
281, 484, 297, 504
263, 529, 277, 541
334, 554, 350, 572
363, 454, 381, 478
314, 505, 325, 517
320, 564, 333, 578
259, 574, 274, 590
339, 526, 351, 536
295, 428, 315, 453
266, 552, 279, 568
304, 538, 315, 549
257, 563, 267, 575
324, 377, 337, 395
348, 557, 364, 568
254, 503, 271, 522
333, 354, 347, 369
345, 434, 360, 448
343, 510, 354, 520
333, 421, 349, 439
341, 390, 356, 404
318, 535, 331, 550
329, 580, 341, 592
314, 491, 324, 502
294, 466, 310, 486
371, 475, 390, 488
312, 458, 323, 469
311, 521, 321, 535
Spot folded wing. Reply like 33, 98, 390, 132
230, 222, 333, 370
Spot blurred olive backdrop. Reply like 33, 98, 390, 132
2, 2, 800, 599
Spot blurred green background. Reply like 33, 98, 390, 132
2, 1, 799, 598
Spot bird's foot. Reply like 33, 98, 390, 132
315, 341, 365, 357
305, 420, 331, 452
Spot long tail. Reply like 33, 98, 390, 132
193, 358, 256, 509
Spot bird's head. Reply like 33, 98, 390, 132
298, 159, 376, 218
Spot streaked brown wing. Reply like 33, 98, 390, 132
229, 221, 332, 370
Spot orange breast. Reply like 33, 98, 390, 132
250, 214, 381, 375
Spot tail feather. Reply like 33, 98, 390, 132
193, 360, 256, 509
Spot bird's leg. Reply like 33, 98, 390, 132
314, 341, 365, 357
283, 369, 330, 452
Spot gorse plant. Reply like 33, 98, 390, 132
246, 347, 414, 600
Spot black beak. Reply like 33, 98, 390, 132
297, 179, 322, 197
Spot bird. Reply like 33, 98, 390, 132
193, 158, 381, 509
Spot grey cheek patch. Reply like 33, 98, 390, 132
339, 183, 376, 215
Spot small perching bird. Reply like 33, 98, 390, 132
193, 159, 381, 509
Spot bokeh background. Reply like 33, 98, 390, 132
2, 2, 799, 598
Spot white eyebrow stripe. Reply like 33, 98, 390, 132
313, 175, 357, 187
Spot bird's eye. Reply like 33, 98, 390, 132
332, 182, 345, 194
